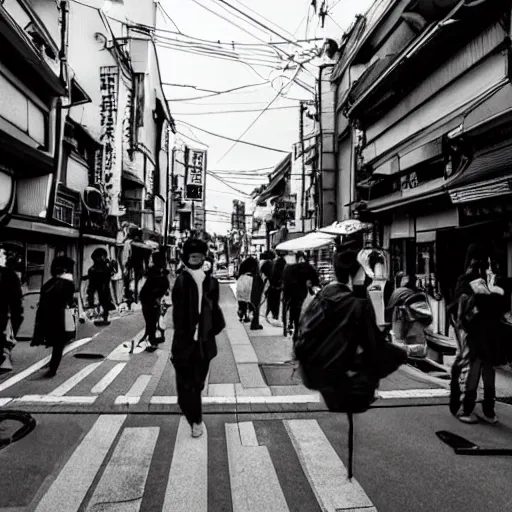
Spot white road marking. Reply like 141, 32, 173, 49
0, 337, 93, 393
16, 395, 97, 404
162, 417, 208, 512
34, 415, 126, 512
91, 363, 126, 394
238, 422, 259, 447
377, 388, 450, 399
0, 398, 12, 406
284, 419, 376, 512
86, 427, 159, 512
114, 375, 152, 405
150, 396, 178, 404
202, 396, 237, 404
107, 329, 146, 361
49, 362, 103, 397
226, 422, 290, 512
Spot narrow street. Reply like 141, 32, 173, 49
1, 284, 512, 512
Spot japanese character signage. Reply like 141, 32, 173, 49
184, 146, 206, 202
96, 66, 119, 210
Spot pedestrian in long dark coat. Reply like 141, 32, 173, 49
86, 248, 115, 325
171, 238, 225, 438
139, 251, 170, 352
236, 256, 264, 330
267, 252, 286, 322
31, 256, 76, 377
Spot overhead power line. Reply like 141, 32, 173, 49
172, 105, 298, 115
207, 172, 252, 196
164, 81, 269, 102
175, 120, 289, 153
156, 1, 181, 33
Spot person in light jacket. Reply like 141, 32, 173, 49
31, 256, 76, 377
171, 238, 224, 438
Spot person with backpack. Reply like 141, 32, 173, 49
449, 244, 507, 424
171, 238, 225, 438
294, 249, 407, 477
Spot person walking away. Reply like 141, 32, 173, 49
267, 252, 286, 325
282, 251, 319, 341
31, 256, 76, 377
0, 244, 23, 372
86, 248, 115, 326
138, 251, 170, 352
171, 238, 225, 437
449, 244, 506, 424
236, 256, 264, 330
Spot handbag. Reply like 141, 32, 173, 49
64, 307, 76, 336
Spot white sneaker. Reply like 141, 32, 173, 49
478, 409, 499, 425
458, 413, 479, 424
191, 422, 204, 438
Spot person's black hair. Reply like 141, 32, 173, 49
91, 248, 108, 262
182, 238, 208, 261
333, 250, 360, 285
296, 251, 306, 262
51, 255, 75, 277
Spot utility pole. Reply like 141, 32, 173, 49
300, 101, 307, 234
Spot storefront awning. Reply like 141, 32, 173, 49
319, 220, 371, 236
448, 140, 512, 190
450, 175, 512, 204
276, 231, 335, 252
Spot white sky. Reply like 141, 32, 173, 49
157, 0, 374, 234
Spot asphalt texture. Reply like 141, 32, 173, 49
1, 406, 512, 511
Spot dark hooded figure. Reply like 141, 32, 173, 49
32, 256, 76, 377
282, 251, 319, 340
86, 248, 115, 325
139, 251, 170, 352
171, 238, 225, 438
449, 243, 506, 425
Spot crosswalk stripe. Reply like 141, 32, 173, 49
0, 337, 93, 393
34, 414, 127, 512
377, 389, 450, 399
91, 363, 126, 394
162, 417, 208, 512
0, 398, 12, 406
115, 375, 152, 405
85, 427, 160, 512
16, 395, 97, 404
226, 422, 290, 512
49, 362, 103, 397
284, 419, 376, 512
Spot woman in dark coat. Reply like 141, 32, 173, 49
237, 256, 264, 330
171, 238, 225, 438
31, 256, 76, 377
138, 251, 170, 352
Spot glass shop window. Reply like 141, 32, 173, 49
390, 239, 416, 288
25, 244, 46, 291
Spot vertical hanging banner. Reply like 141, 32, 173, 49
184, 146, 206, 202
97, 66, 119, 213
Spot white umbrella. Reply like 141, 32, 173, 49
318, 219, 371, 236
275, 231, 335, 252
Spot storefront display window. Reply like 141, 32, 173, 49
24, 244, 46, 291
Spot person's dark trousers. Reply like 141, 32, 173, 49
267, 287, 280, 319
289, 302, 302, 342
238, 301, 249, 321
462, 358, 496, 417
49, 341, 65, 375
250, 303, 261, 329
174, 348, 211, 426
142, 304, 159, 345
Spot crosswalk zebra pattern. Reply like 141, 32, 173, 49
31, 416, 376, 512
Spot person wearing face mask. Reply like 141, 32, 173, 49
31, 256, 76, 377
202, 256, 214, 277
171, 238, 225, 438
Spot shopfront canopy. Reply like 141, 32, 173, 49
275, 231, 335, 252
319, 220, 371, 236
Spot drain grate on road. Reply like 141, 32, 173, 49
259, 363, 302, 386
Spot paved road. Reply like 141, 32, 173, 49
1, 283, 511, 511
2, 406, 512, 511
